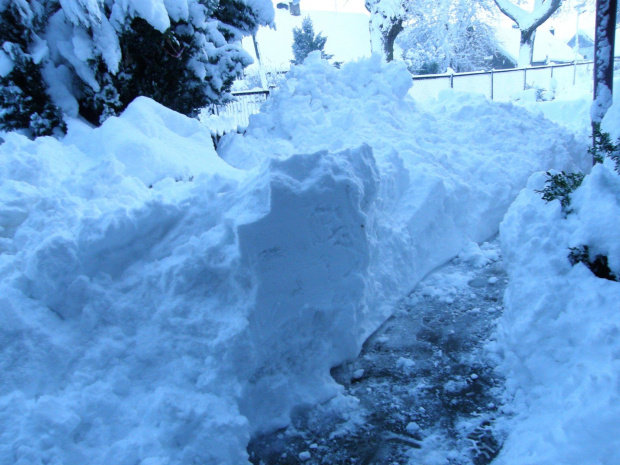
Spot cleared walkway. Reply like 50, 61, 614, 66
248, 238, 507, 465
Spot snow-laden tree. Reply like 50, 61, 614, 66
291, 16, 333, 65
493, 0, 562, 67
398, 0, 498, 74
0, 0, 274, 134
365, 0, 406, 61
366, 0, 498, 68
0, 0, 65, 136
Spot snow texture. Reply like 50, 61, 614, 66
37, 0, 275, 111
0, 55, 587, 464
495, 101, 620, 464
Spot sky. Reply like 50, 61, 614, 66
274, 0, 369, 14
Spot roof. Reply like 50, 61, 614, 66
495, 26, 582, 65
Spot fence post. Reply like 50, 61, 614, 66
573, 61, 577, 85
550, 65, 554, 78
523, 68, 527, 90
450, 74, 454, 89
490, 70, 494, 100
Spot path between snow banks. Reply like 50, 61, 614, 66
248, 238, 507, 465
0, 55, 588, 465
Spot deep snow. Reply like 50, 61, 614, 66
492, 99, 620, 465
0, 54, 593, 464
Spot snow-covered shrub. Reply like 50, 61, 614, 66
589, 124, 620, 170
0, 0, 274, 132
536, 170, 584, 214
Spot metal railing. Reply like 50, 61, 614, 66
207, 89, 270, 130
409, 58, 620, 101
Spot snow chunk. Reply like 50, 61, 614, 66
66, 97, 231, 186
406, 421, 421, 434
236, 144, 379, 430
396, 357, 416, 372
458, 241, 493, 268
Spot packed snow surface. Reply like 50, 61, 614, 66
0, 54, 587, 464
495, 102, 620, 465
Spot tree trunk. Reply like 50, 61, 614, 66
383, 19, 403, 62
519, 29, 535, 68
591, 0, 618, 164
592, 0, 618, 124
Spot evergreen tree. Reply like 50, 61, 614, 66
65, 0, 273, 125
0, 0, 65, 137
0, 0, 274, 133
291, 16, 333, 65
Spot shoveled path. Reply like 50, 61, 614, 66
248, 238, 507, 465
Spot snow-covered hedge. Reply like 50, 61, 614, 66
0, 55, 587, 464
0, 0, 274, 134
495, 102, 620, 464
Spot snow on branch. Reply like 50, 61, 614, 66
493, 0, 561, 32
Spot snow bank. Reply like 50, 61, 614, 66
220, 52, 588, 431
0, 54, 587, 464
495, 103, 620, 464
0, 98, 256, 465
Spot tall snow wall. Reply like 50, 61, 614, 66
494, 90, 620, 465
0, 54, 587, 464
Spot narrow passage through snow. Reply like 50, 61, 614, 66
249, 238, 507, 465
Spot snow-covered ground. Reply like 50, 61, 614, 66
492, 88, 620, 465
2, 52, 614, 465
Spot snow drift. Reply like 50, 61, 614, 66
495, 101, 620, 465
0, 55, 586, 464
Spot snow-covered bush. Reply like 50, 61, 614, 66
589, 124, 620, 170
0, 0, 274, 133
536, 170, 585, 214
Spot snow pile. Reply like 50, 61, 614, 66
220, 53, 588, 430
0, 54, 587, 464
0, 97, 256, 465
495, 105, 620, 464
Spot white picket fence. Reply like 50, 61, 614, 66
209, 58, 619, 131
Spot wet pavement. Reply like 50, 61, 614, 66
248, 239, 507, 465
